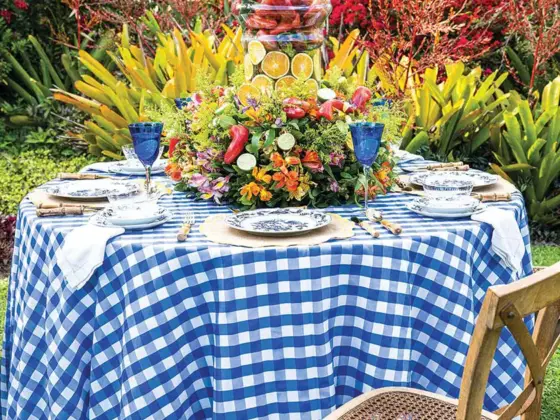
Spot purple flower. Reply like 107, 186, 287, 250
274, 118, 283, 127
189, 173, 210, 189
329, 153, 345, 168
329, 180, 340, 193
201, 175, 232, 203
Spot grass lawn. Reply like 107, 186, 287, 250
0, 247, 558, 416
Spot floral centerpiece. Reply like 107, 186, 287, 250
161, 70, 404, 208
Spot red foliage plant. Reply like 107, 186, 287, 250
337, 0, 501, 96
502, 0, 560, 93
0, 215, 16, 272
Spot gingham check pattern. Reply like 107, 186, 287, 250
1, 164, 533, 419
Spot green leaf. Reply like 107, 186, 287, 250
251, 132, 261, 155
405, 131, 429, 153
263, 129, 276, 148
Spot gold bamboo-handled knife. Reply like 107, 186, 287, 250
367, 209, 402, 235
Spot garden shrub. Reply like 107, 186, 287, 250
0, 148, 96, 215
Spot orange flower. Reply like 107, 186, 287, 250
252, 167, 272, 184
271, 152, 284, 168
165, 163, 182, 181
259, 188, 272, 201
375, 169, 391, 187
301, 150, 323, 173
289, 174, 312, 201
285, 156, 301, 166
240, 182, 261, 200
272, 170, 299, 192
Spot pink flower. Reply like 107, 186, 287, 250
0, 9, 13, 23
329, 180, 340, 193
329, 153, 345, 168
13, 0, 28, 10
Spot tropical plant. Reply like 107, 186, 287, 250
54, 19, 244, 159
401, 62, 510, 161
491, 76, 560, 226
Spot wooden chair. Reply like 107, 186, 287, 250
325, 262, 560, 420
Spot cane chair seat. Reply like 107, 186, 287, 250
327, 388, 497, 420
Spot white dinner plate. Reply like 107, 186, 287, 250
90, 208, 172, 230
104, 204, 167, 226
410, 196, 481, 214
407, 200, 487, 218
108, 160, 167, 175
409, 170, 498, 188
225, 208, 332, 237
45, 180, 140, 200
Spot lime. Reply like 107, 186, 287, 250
237, 153, 257, 171
277, 133, 296, 151
318, 87, 336, 102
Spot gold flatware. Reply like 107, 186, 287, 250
351, 217, 380, 238
58, 172, 111, 180
177, 211, 195, 242
36, 206, 96, 217
429, 164, 470, 172
425, 162, 464, 170
472, 192, 512, 202
368, 209, 402, 235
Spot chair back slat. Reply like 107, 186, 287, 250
457, 262, 560, 420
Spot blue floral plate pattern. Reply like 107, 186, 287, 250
225, 208, 332, 237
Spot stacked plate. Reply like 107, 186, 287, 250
407, 196, 486, 218
45, 179, 140, 200
90, 204, 172, 230
108, 159, 167, 176
408, 170, 498, 188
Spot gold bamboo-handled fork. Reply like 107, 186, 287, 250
177, 211, 195, 242
351, 217, 381, 238
368, 209, 402, 235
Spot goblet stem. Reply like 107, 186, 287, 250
145, 165, 152, 193
363, 165, 370, 216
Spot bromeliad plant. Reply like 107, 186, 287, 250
491, 76, 560, 226
401, 62, 510, 161
54, 18, 244, 159
165, 80, 404, 208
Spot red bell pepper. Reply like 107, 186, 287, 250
284, 106, 306, 119
317, 99, 345, 121
168, 137, 180, 158
224, 125, 250, 164
351, 86, 373, 112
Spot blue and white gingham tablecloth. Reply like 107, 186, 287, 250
1, 164, 533, 419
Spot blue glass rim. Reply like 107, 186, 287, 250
128, 122, 164, 134
349, 121, 385, 129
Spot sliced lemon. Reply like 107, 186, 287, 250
275, 75, 296, 92
251, 74, 273, 93
277, 133, 296, 151
261, 51, 290, 79
244, 55, 254, 81
305, 79, 319, 98
237, 83, 261, 107
291, 53, 314, 80
248, 40, 267, 65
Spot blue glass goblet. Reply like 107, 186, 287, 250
349, 122, 385, 217
128, 122, 164, 194
174, 98, 192, 109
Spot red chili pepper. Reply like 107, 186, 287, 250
168, 137, 180, 158
284, 106, 306, 119
317, 99, 345, 121
224, 125, 250, 164
351, 86, 373, 112
283, 98, 311, 111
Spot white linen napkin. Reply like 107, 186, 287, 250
55, 223, 124, 289
472, 207, 524, 277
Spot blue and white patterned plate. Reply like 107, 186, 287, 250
104, 204, 167, 226
225, 208, 332, 237
412, 196, 481, 214
90, 208, 172, 230
45, 180, 140, 200
407, 199, 486, 218
108, 160, 167, 175
409, 170, 498, 188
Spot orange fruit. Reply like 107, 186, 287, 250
291, 53, 314, 80
247, 40, 267, 65
251, 75, 273, 93
244, 55, 254, 81
261, 51, 290, 79
275, 76, 296, 92
237, 83, 261, 107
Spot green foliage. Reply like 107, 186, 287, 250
0, 149, 95, 214
402, 62, 510, 161
491, 76, 560, 226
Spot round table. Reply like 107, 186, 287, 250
1, 172, 533, 419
